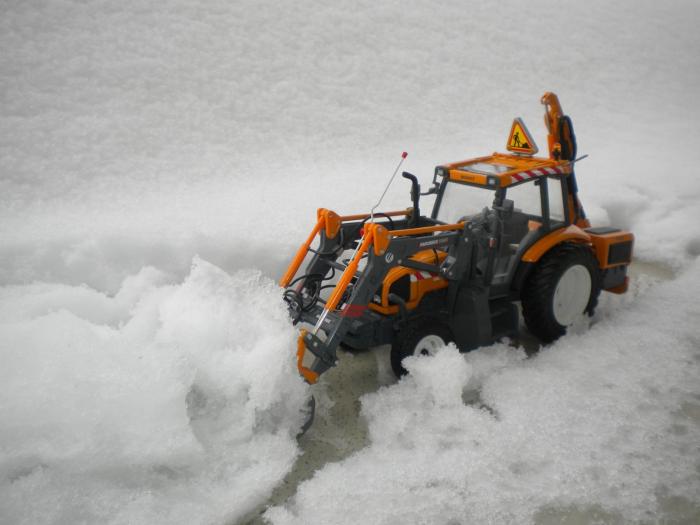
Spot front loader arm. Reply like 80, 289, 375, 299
283, 212, 466, 383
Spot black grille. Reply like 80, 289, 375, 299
608, 241, 632, 265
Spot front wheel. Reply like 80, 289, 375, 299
521, 243, 601, 343
390, 317, 454, 377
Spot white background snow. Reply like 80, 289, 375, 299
1, 1, 699, 524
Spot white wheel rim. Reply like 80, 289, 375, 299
413, 334, 446, 357
552, 264, 592, 326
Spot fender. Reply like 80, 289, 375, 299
510, 225, 591, 294
521, 224, 591, 263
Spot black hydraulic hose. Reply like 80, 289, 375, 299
284, 211, 396, 320
388, 293, 408, 322
347, 213, 395, 241
283, 266, 338, 320
559, 114, 585, 222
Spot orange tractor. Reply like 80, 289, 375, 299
281, 93, 633, 386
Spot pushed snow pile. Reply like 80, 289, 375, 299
0, 258, 308, 525
402, 345, 472, 407
267, 264, 700, 525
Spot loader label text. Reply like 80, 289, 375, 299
419, 238, 449, 248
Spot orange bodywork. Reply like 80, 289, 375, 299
588, 230, 635, 269
325, 222, 464, 313
522, 224, 634, 293
389, 223, 465, 237
296, 329, 319, 384
369, 249, 448, 315
444, 153, 570, 188
281, 210, 465, 313
279, 208, 411, 288
522, 224, 634, 270
542, 91, 564, 159
321, 208, 342, 239
440, 93, 573, 190
522, 224, 591, 263
606, 278, 630, 294
324, 226, 377, 311
280, 216, 324, 288
282, 211, 464, 383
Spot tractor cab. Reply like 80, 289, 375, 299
433, 154, 569, 230
429, 152, 574, 296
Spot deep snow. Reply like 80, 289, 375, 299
0, 260, 309, 524
265, 265, 700, 524
1, 0, 699, 524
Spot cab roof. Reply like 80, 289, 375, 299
437, 153, 570, 188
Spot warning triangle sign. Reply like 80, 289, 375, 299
507, 117, 538, 155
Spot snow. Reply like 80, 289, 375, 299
1, 0, 699, 523
0, 260, 308, 524
266, 266, 700, 524
2, 0, 699, 287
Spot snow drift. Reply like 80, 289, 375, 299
266, 264, 700, 524
0, 259, 308, 525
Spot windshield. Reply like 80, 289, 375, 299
435, 181, 496, 224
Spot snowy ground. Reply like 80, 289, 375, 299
1, 1, 699, 524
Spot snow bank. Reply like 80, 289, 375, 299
2, 0, 699, 287
0, 258, 308, 525
266, 263, 700, 524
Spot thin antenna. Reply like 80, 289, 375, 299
370, 152, 408, 223
567, 154, 588, 165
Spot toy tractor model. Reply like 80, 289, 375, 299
281, 92, 634, 385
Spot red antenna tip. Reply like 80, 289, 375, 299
401, 151, 408, 158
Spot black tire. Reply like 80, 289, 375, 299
390, 316, 455, 378
521, 243, 601, 344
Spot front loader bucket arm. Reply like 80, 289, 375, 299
290, 219, 466, 383
280, 208, 412, 289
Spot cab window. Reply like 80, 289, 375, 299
547, 177, 566, 222
505, 181, 542, 218
435, 182, 496, 224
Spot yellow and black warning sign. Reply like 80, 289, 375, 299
507, 118, 538, 155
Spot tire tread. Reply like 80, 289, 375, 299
521, 242, 601, 343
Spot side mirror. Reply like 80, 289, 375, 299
422, 167, 442, 195
421, 183, 440, 196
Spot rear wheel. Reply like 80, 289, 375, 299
521, 243, 600, 343
391, 317, 454, 377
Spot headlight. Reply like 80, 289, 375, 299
487, 176, 498, 186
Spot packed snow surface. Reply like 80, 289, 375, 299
1, 0, 699, 524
